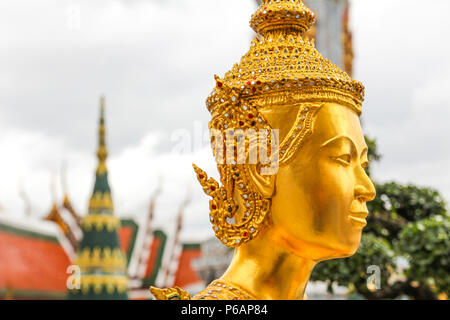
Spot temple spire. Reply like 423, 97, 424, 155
88, 96, 113, 216
68, 96, 128, 300
97, 96, 108, 173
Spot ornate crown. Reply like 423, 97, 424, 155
208, 0, 364, 115
195, 0, 365, 248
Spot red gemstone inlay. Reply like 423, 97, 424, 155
252, 87, 257, 92
243, 232, 249, 238
239, 121, 244, 126
248, 114, 254, 119
210, 186, 216, 191
199, 174, 204, 179
246, 81, 251, 85
217, 81, 223, 88
212, 205, 217, 210
256, 81, 261, 85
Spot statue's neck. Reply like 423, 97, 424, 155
220, 227, 317, 300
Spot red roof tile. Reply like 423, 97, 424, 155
145, 237, 162, 278
118, 226, 133, 256
173, 245, 202, 289
0, 230, 71, 297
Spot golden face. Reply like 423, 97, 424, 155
270, 103, 376, 261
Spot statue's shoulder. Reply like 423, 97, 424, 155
149, 286, 191, 300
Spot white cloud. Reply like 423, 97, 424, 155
352, 0, 450, 202
0, 128, 67, 215
369, 69, 450, 199
0, 0, 257, 152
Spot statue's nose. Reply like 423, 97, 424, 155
354, 169, 376, 202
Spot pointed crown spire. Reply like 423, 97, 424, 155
250, 0, 316, 37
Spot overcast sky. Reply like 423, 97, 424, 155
1, 0, 449, 241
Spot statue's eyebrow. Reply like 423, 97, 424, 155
321, 136, 369, 160
320, 135, 356, 151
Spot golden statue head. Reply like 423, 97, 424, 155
193, 0, 375, 288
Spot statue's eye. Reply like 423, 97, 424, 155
332, 154, 351, 166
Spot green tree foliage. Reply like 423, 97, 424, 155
398, 216, 450, 295
310, 136, 449, 300
311, 234, 396, 297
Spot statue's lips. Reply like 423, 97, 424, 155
348, 211, 369, 227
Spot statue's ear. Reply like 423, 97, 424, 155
247, 164, 276, 198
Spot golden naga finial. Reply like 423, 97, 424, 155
61, 160, 81, 225
45, 202, 70, 235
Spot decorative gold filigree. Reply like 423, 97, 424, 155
81, 214, 120, 232
250, 0, 316, 36
149, 286, 191, 300
193, 280, 256, 300
88, 191, 114, 213
69, 275, 128, 295
193, 163, 271, 248
76, 247, 127, 272
194, 95, 321, 247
